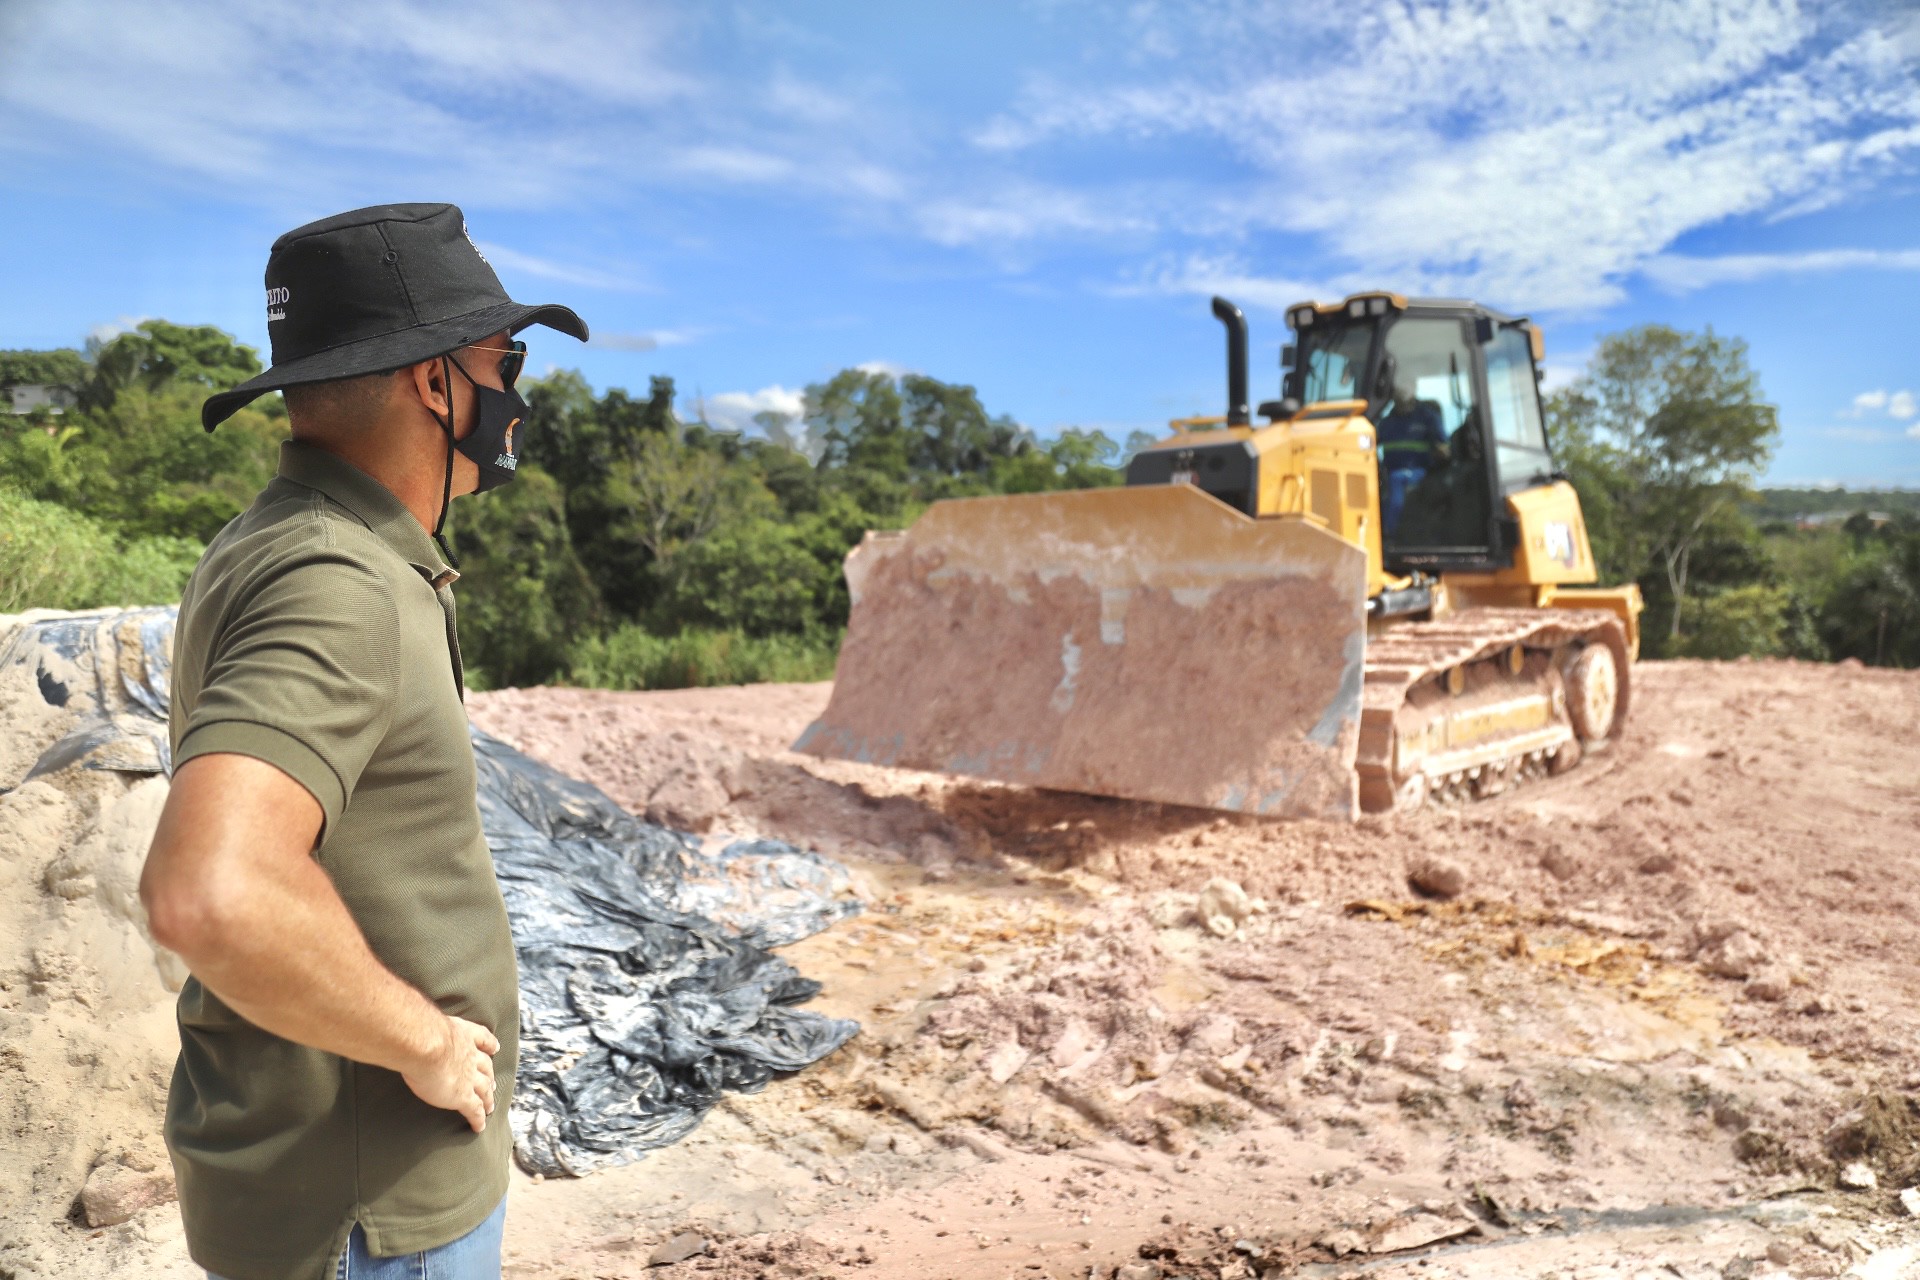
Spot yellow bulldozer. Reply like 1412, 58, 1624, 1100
795, 292, 1643, 819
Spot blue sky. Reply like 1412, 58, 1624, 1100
2, 0, 1918, 485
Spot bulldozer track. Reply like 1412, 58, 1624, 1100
1356, 607, 1631, 814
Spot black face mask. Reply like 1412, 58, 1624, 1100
447, 354, 527, 493
431, 353, 529, 568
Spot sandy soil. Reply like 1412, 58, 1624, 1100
5, 658, 1920, 1279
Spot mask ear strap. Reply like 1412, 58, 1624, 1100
432, 354, 461, 570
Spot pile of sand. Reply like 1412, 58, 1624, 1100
0, 616, 195, 1278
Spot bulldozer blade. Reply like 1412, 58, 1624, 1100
793, 485, 1370, 819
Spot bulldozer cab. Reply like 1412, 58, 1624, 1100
1285, 297, 1556, 576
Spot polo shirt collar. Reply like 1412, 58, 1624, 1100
276, 440, 459, 588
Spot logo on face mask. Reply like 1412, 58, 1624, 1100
450, 357, 526, 493
266, 286, 291, 322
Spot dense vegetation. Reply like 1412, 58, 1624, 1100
2, 318, 1916, 682
0, 323, 1120, 686
1544, 325, 1920, 666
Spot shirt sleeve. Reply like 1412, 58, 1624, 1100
174, 551, 402, 844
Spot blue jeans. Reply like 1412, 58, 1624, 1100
1384, 464, 1429, 535
209, 1196, 506, 1280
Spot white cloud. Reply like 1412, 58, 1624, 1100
914, 186, 1147, 247
588, 330, 696, 353
700, 384, 806, 434
1847, 388, 1917, 418
4, 0, 1918, 324
1822, 425, 1895, 443
87, 315, 153, 345
667, 146, 797, 185
1115, 254, 1328, 314
764, 72, 861, 127
0, 1, 700, 201
975, 0, 1920, 311
1645, 249, 1920, 292
855, 360, 911, 379
1909, 422, 1920, 441
0, 0, 897, 214
475, 243, 647, 293
699, 383, 833, 459
1538, 355, 1591, 394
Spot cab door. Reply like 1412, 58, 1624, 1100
1482, 326, 1555, 494
1376, 314, 1497, 569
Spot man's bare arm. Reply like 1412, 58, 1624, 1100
140, 752, 498, 1132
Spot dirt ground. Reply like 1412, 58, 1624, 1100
5, 657, 1920, 1279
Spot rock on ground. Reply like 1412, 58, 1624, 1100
1407, 855, 1467, 900
80, 1162, 176, 1228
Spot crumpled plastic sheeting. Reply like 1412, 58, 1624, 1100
1, 607, 862, 1178
471, 732, 860, 1175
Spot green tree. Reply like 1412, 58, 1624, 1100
448, 465, 603, 688
805, 368, 914, 517
83, 320, 262, 410
1673, 584, 1790, 660
899, 374, 1031, 478
789, 489, 912, 629
0, 348, 89, 392
60, 384, 282, 540
654, 518, 831, 637
1818, 515, 1920, 667
0, 489, 200, 610
1545, 325, 1778, 645
0, 325, 282, 542
518, 369, 604, 494
623, 430, 758, 569
0, 422, 88, 499
988, 428, 1123, 494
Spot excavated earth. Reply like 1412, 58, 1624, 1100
4, 658, 1920, 1279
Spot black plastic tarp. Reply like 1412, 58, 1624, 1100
1, 607, 860, 1177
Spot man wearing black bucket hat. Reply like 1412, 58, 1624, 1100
140, 204, 587, 1280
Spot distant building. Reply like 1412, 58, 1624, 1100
5, 384, 78, 415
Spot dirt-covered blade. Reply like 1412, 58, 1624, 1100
793, 485, 1371, 819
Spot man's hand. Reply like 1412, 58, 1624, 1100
402, 1015, 500, 1133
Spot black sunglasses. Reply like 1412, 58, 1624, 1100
467, 340, 527, 389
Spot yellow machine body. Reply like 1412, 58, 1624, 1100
1144, 410, 1642, 657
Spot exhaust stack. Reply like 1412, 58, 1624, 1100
1212, 296, 1249, 427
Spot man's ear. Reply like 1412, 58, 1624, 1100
407, 356, 452, 422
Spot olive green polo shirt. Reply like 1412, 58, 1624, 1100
165, 440, 518, 1280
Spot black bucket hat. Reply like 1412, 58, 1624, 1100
201, 203, 589, 430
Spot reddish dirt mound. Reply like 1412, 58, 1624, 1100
6, 659, 1918, 1279
463, 659, 1920, 1278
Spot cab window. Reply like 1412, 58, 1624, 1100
1378, 317, 1490, 553
1299, 324, 1373, 404
1485, 328, 1552, 492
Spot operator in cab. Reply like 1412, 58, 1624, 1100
1376, 379, 1448, 535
